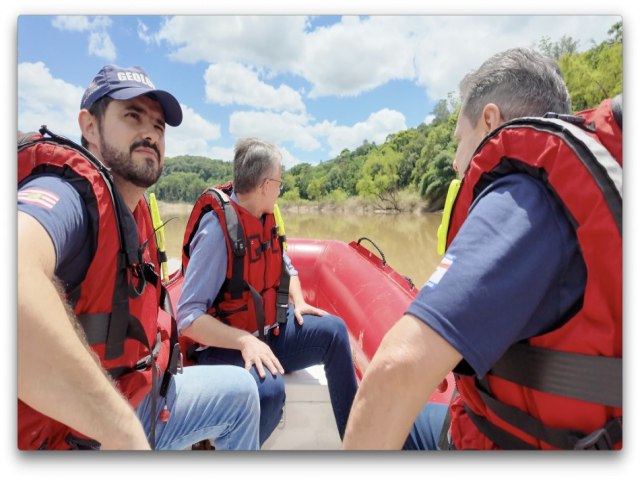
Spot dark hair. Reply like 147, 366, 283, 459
459, 47, 571, 125
233, 138, 282, 194
80, 96, 113, 148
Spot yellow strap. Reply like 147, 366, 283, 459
273, 203, 287, 251
436, 179, 462, 256
149, 192, 169, 282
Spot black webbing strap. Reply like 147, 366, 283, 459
275, 258, 290, 324
106, 253, 131, 359
490, 342, 622, 408
470, 379, 622, 449
464, 404, 536, 450
105, 331, 161, 379
75, 255, 142, 360
436, 385, 458, 450
209, 189, 246, 300
160, 285, 183, 398
64, 433, 101, 450
248, 283, 266, 341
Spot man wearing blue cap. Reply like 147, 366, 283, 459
18, 65, 260, 450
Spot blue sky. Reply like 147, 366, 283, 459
17, 14, 619, 169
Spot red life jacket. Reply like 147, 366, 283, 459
182, 183, 287, 343
17, 128, 173, 450
445, 97, 622, 450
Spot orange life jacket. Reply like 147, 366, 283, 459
182, 183, 288, 344
17, 128, 175, 450
445, 97, 622, 450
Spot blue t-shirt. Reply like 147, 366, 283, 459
406, 174, 587, 377
18, 175, 92, 290
177, 196, 297, 333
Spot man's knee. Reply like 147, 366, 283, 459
257, 372, 286, 408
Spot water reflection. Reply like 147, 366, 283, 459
158, 209, 443, 288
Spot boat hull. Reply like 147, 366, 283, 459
161, 237, 455, 406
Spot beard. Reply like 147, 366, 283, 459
99, 135, 163, 189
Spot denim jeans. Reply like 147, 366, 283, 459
403, 402, 450, 450
195, 307, 358, 446
135, 364, 260, 450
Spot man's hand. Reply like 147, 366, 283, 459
292, 301, 329, 325
238, 335, 285, 378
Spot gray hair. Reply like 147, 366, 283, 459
233, 138, 282, 194
459, 47, 572, 125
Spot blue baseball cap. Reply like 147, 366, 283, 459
80, 64, 182, 127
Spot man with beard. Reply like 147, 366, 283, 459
17, 65, 260, 450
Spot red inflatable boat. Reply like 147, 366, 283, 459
163, 236, 455, 406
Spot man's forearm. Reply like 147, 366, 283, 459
182, 313, 255, 350
17, 212, 149, 449
288, 274, 305, 305
18, 271, 147, 448
342, 315, 461, 449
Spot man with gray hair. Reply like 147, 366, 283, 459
343, 47, 621, 450
178, 138, 358, 446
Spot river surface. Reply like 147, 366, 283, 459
159, 207, 443, 288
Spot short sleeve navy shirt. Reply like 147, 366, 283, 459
18, 175, 92, 290
406, 174, 587, 377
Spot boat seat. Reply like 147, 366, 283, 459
261, 365, 341, 450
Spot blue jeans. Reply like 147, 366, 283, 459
195, 307, 358, 446
403, 402, 450, 450
135, 364, 260, 450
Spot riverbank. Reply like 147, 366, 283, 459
157, 194, 442, 216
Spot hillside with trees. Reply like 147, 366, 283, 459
150, 22, 622, 211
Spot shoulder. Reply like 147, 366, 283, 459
18, 175, 86, 222
468, 173, 568, 232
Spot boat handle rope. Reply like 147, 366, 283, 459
356, 237, 387, 266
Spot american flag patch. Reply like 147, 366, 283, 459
18, 187, 60, 209
425, 255, 453, 288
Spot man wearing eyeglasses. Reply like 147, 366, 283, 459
177, 138, 358, 447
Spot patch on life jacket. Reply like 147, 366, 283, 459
18, 187, 60, 209
425, 255, 454, 288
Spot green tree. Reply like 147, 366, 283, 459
419, 150, 456, 210
356, 145, 402, 210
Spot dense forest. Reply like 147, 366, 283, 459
150, 22, 622, 211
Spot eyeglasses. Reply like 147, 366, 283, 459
264, 178, 284, 193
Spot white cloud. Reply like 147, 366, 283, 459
52, 15, 116, 61
137, 20, 153, 45
165, 104, 221, 158
204, 63, 305, 112
208, 146, 235, 163
52, 16, 92, 32
17, 62, 85, 141
88, 31, 116, 62
411, 15, 620, 101
227, 107, 406, 164
147, 14, 619, 104
278, 145, 302, 170
423, 114, 436, 126
229, 110, 320, 151
323, 108, 407, 157
17, 62, 220, 161
151, 16, 307, 72
302, 16, 416, 97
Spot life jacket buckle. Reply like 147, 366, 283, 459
573, 427, 613, 450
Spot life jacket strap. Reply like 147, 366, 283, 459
467, 378, 622, 449
490, 342, 622, 408
275, 257, 290, 324
64, 432, 101, 450
247, 283, 266, 341
209, 189, 246, 299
